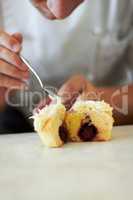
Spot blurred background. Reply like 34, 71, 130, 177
0, 0, 133, 133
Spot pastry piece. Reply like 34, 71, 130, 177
65, 100, 114, 142
32, 100, 67, 147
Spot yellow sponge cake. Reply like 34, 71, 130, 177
32, 99, 67, 147
65, 100, 114, 142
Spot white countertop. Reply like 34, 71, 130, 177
0, 126, 133, 200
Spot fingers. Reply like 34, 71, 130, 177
58, 74, 87, 109
0, 30, 28, 71
12, 33, 23, 44
0, 30, 22, 52
31, 0, 56, 19
0, 31, 29, 90
0, 60, 29, 80
58, 75, 87, 96
47, 0, 84, 19
12, 33, 23, 52
34, 96, 52, 114
35, 75, 87, 112
77, 83, 96, 101
0, 46, 28, 71
0, 74, 28, 90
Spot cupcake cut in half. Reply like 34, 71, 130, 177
32, 100, 114, 148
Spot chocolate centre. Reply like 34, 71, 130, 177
59, 125, 68, 143
78, 123, 97, 142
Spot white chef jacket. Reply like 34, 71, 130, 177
0, 0, 133, 117
1, 0, 94, 87
1, 0, 133, 87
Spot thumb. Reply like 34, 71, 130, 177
12, 33, 23, 44
58, 74, 87, 109
12, 33, 23, 53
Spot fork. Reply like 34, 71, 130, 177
21, 56, 58, 100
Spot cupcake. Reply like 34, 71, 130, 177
65, 100, 114, 142
32, 99, 67, 147
33, 99, 114, 148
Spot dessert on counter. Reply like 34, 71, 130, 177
32, 99, 114, 148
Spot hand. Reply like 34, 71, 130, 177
30, 0, 84, 19
35, 74, 92, 112
58, 74, 95, 109
0, 30, 29, 90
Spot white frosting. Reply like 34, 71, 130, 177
72, 100, 113, 116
